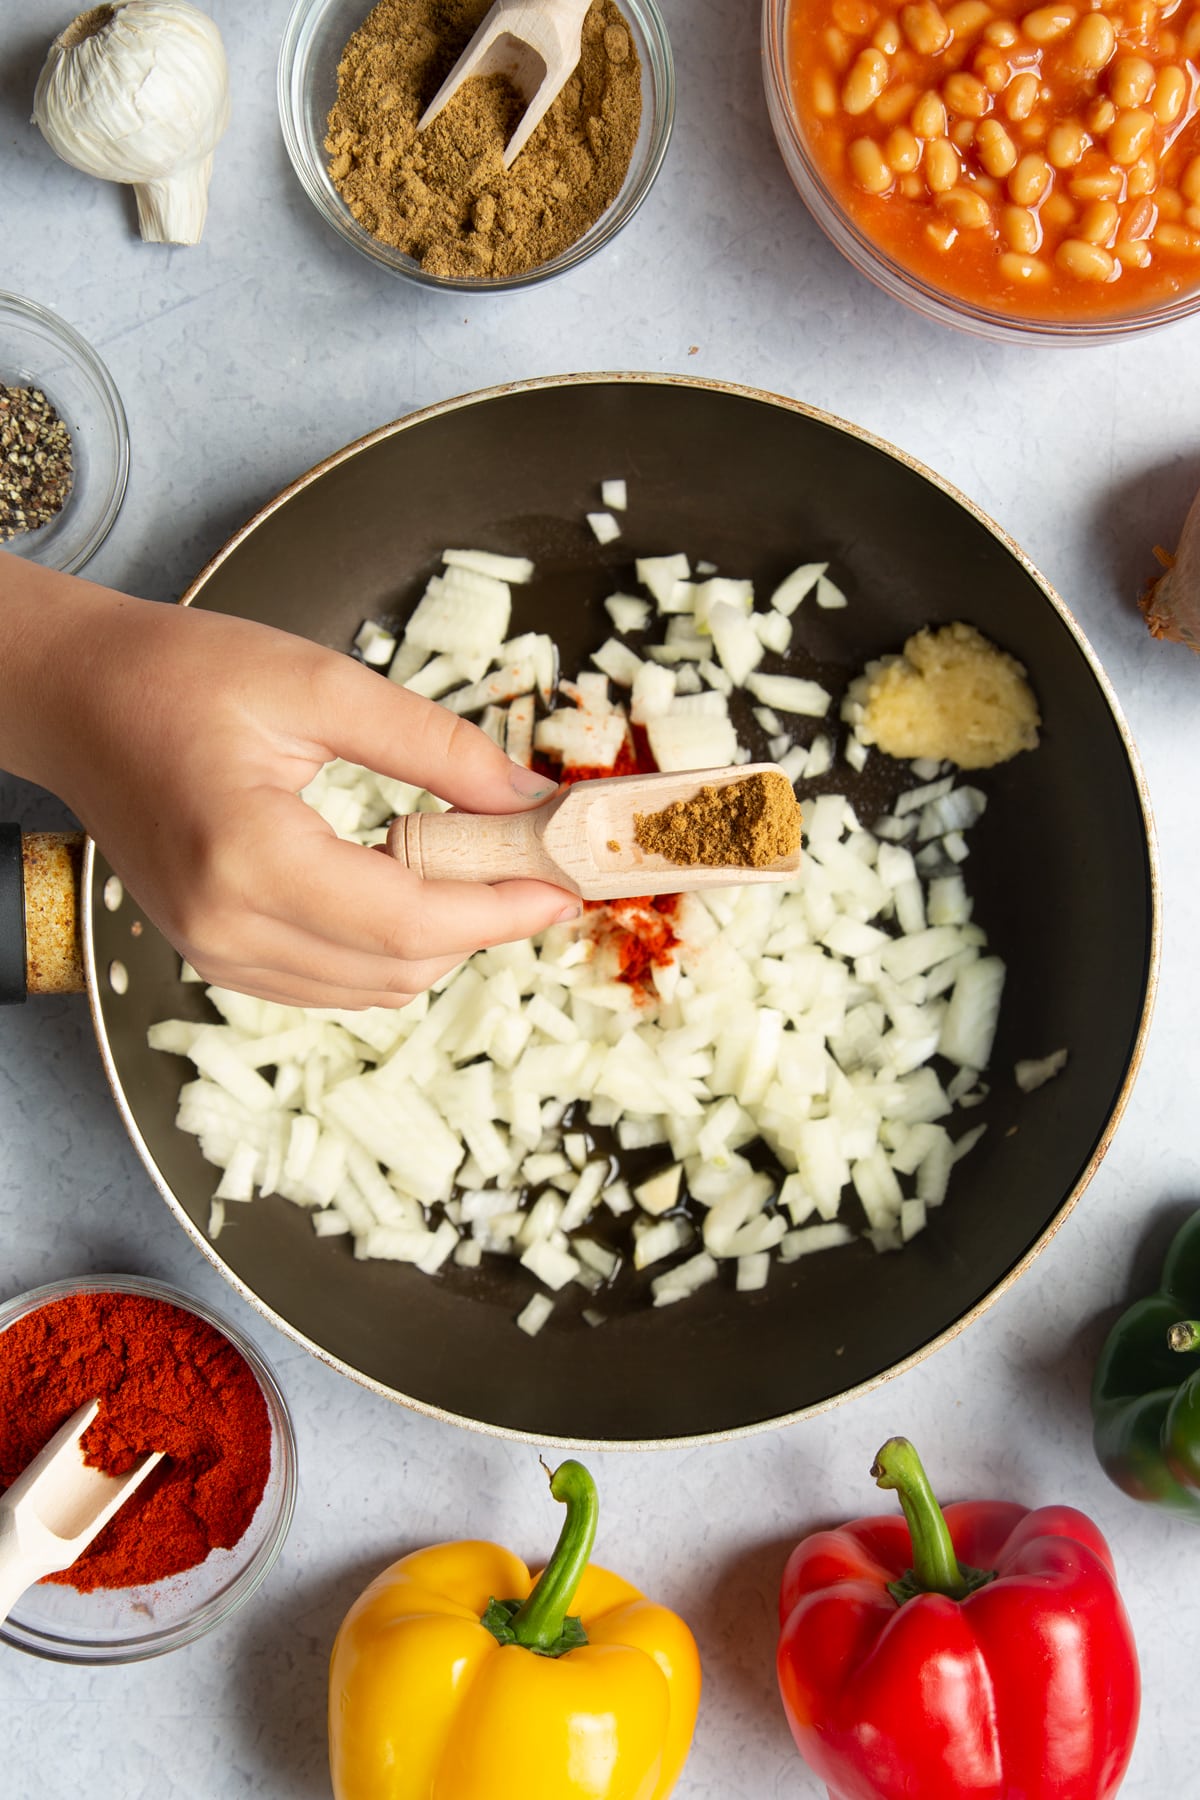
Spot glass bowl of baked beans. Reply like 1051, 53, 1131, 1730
763, 0, 1200, 340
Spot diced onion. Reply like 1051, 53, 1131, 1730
354, 620, 396, 666
152, 521, 1022, 1330
1015, 1048, 1068, 1091
588, 511, 622, 545
443, 548, 534, 584
605, 593, 650, 634
745, 672, 832, 716
769, 562, 827, 615
516, 1293, 555, 1336
634, 1164, 683, 1216
636, 554, 691, 609
815, 574, 848, 610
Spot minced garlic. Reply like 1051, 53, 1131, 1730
852, 621, 1040, 770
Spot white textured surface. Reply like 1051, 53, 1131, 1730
2, 0, 1199, 1794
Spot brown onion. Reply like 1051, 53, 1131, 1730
1141, 483, 1200, 653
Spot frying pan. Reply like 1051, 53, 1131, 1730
4, 374, 1159, 1446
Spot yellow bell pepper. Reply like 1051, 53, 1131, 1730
329, 1459, 701, 1800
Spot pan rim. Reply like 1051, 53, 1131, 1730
82, 370, 1162, 1450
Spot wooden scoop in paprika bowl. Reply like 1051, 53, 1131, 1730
0, 1400, 163, 1625
0, 1275, 297, 1663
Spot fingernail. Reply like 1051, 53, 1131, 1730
555, 903, 582, 923
510, 762, 557, 800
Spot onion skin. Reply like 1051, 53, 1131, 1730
1141, 484, 1200, 653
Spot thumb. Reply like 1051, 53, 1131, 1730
321, 661, 558, 814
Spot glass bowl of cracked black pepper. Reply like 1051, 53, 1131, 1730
0, 294, 129, 575
279, 0, 674, 291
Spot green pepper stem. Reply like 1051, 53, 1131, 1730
1168, 1320, 1200, 1353
507, 1460, 598, 1651
872, 1437, 973, 1601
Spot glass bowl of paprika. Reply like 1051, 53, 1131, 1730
278, 0, 675, 292
0, 1274, 298, 1664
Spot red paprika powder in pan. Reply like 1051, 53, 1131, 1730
587, 894, 680, 997
0, 1289, 271, 1591
539, 729, 682, 1000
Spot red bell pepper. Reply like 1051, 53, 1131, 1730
776, 1437, 1140, 1800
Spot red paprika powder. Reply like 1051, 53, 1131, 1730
0, 1289, 272, 1591
540, 730, 682, 1000
586, 893, 680, 997
551, 735, 643, 788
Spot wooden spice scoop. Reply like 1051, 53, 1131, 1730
418, 0, 594, 169
387, 764, 802, 901
0, 1399, 164, 1622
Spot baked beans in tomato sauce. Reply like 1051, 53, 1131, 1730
786, 0, 1200, 316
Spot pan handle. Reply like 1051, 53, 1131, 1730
0, 829, 86, 1003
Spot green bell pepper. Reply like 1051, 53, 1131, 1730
1092, 1208, 1200, 1520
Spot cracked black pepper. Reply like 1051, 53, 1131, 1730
0, 385, 74, 543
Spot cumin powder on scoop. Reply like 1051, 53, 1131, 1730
634, 772, 802, 869
325, 0, 642, 279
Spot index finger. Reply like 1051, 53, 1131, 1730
312, 661, 556, 816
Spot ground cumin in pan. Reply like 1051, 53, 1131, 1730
634, 771, 802, 868
325, 0, 642, 278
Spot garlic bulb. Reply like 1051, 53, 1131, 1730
33, 1, 230, 246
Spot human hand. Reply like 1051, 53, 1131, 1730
1, 559, 578, 1008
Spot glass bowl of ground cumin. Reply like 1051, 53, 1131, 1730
0, 294, 129, 572
279, 0, 674, 289
0, 1274, 297, 1663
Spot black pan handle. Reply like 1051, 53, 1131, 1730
0, 825, 25, 1004
0, 829, 85, 1003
